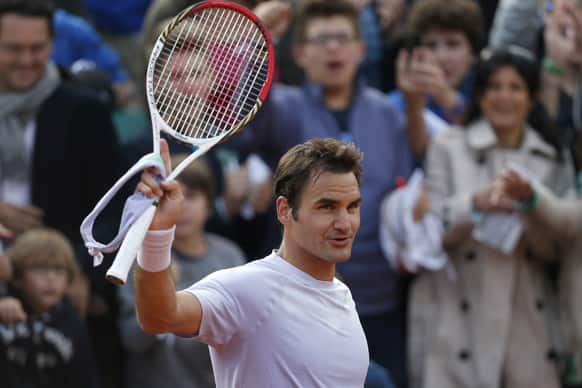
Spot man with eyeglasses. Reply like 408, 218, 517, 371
251, 1, 414, 387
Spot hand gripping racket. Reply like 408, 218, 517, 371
83, 1, 274, 285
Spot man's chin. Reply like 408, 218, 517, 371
328, 249, 352, 263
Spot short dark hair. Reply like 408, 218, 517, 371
0, 0, 55, 36
293, 0, 361, 45
7, 228, 79, 284
407, 0, 483, 55
171, 153, 214, 205
463, 46, 564, 160
464, 47, 540, 125
274, 138, 363, 219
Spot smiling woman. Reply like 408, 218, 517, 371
464, 46, 563, 154
408, 47, 578, 388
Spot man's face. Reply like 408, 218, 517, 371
294, 16, 364, 90
282, 171, 361, 265
0, 13, 52, 92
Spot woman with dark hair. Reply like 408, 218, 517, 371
408, 47, 577, 388
463, 46, 564, 161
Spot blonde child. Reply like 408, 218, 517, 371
0, 228, 100, 388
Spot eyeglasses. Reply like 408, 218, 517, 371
303, 33, 358, 47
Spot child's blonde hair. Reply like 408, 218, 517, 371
6, 228, 79, 284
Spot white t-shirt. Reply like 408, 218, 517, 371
185, 252, 369, 388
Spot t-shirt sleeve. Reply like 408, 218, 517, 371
185, 273, 241, 347
184, 261, 284, 347
185, 263, 277, 348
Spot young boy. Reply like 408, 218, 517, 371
118, 155, 245, 388
391, 0, 484, 158
0, 228, 100, 388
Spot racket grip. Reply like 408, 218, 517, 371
106, 205, 157, 285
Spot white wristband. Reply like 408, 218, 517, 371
137, 226, 175, 272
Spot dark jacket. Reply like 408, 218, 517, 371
0, 292, 101, 388
31, 82, 124, 268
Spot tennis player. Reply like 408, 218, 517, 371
133, 137, 369, 387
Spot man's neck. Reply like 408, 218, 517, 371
277, 241, 335, 281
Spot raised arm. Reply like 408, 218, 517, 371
133, 139, 203, 336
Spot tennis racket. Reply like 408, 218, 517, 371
106, 1, 274, 284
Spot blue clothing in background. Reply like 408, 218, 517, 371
250, 80, 414, 316
84, 0, 152, 34
365, 361, 396, 388
386, 70, 474, 124
359, 5, 384, 89
52, 9, 129, 82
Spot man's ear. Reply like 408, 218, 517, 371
276, 195, 292, 225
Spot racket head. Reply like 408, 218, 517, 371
146, 1, 275, 146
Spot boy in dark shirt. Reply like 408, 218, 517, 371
0, 228, 100, 388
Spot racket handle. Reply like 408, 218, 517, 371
106, 205, 157, 285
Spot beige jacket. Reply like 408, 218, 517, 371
533, 185, 582, 383
409, 119, 577, 388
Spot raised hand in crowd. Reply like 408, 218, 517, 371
396, 47, 434, 158
545, 0, 582, 73
397, 47, 460, 114
253, 0, 291, 42
376, 0, 406, 33
0, 222, 12, 241
0, 202, 43, 237
0, 296, 26, 323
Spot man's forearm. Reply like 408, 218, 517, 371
133, 228, 178, 334
134, 266, 179, 334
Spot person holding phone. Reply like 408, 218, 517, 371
388, 0, 484, 160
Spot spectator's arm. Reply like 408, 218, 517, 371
0, 296, 26, 323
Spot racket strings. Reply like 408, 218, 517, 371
163, 9, 226, 137
154, 9, 225, 134
187, 11, 266, 138
152, 7, 270, 141
186, 10, 249, 137
158, 10, 257, 136
201, 14, 260, 136
155, 12, 215, 131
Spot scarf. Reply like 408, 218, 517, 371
0, 62, 61, 189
